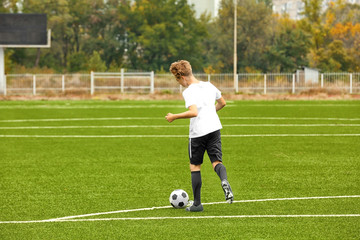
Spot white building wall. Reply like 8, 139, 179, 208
188, 0, 221, 18
272, 0, 360, 20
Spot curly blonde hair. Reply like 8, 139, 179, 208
169, 60, 192, 79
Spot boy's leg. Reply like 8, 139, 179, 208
186, 164, 203, 212
214, 162, 234, 203
187, 137, 205, 212
206, 130, 234, 204
190, 170, 202, 206
214, 162, 227, 181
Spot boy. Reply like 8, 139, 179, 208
165, 60, 234, 212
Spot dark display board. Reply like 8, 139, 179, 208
0, 14, 47, 45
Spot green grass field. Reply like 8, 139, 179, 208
0, 100, 359, 239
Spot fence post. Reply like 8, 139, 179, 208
33, 75, 36, 95
350, 73, 352, 94
90, 71, 94, 95
208, 74, 211, 82
292, 74, 296, 94
264, 74, 267, 94
150, 71, 154, 94
321, 74, 324, 88
62, 75, 65, 93
120, 68, 124, 93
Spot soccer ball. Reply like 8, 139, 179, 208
169, 189, 189, 209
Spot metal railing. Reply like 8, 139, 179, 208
1, 71, 359, 96
90, 71, 154, 94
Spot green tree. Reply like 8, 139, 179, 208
0, 0, 8, 12
127, 0, 208, 71
266, 17, 310, 72
4, 50, 15, 73
209, 0, 273, 72
87, 50, 106, 72
67, 51, 87, 72
299, 0, 327, 50
0, 0, 19, 13
20, 0, 73, 70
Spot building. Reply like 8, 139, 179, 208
272, 0, 304, 20
188, 0, 221, 18
296, 67, 319, 84
272, 0, 360, 20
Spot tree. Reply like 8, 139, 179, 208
299, 0, 327, 50
266, 17, 310, 72
21, 0, 73, 70
326, 2, 360, 71
127, 0, 208, 71
0, 0, 8, 12
67, 51, 87, 72
0, 0, 19, 13
209, 0, 273, 72
86, 51, 106, 72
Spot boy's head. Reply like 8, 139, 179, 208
169, 60, 192, 80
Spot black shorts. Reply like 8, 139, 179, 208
188, 130, 222, 165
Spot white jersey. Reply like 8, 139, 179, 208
182, 81, 222, 138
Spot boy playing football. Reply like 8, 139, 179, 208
165, 60, 234, 212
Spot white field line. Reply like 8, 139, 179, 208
1, 124, 360, 130
223, 117, 360, 121
0, 125, 189, 129
234, 104, 360, 107
1, 134, 360, 138
51, 195, 360, 221
1, 215, 360, 224
0, 117, 162, 123
0, 104, 357, 109
0, 105, 188, 109
1, 117, 360, 123
0, 195, 359, 224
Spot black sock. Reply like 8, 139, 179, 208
191, 171, 202, 206
214, 163, 228, 181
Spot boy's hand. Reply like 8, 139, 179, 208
165, 113, 175, 123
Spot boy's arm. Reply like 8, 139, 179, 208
216, 97, 226, 112
165, 105, 198, 123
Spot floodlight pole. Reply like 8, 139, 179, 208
0, 48, 4, 95
233, 0, 238, 93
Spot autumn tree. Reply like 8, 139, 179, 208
326, 1, 360, 71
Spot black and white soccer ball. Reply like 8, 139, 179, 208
169, 189, 189, 209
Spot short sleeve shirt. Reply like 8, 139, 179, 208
182, 81, 222, 138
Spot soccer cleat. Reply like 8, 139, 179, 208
221, 179, 234, 204
186, 200, 194, 207
185, 203, 204, 212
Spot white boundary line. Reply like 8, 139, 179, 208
1, 117, 360, 123
0, 117, 161, 122
0, 195, 359, 224
0, 134, 360, 138
223, 117, 360, 121
1, 214, 360, 224
0, 125, 189, 129
0, 104, 357, 109
0, 105, 188, 109
52, 195, 360, 221
1, 124, 360, 130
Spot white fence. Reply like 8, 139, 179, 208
2, 71, 360, 95
90, 71, 154, 94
